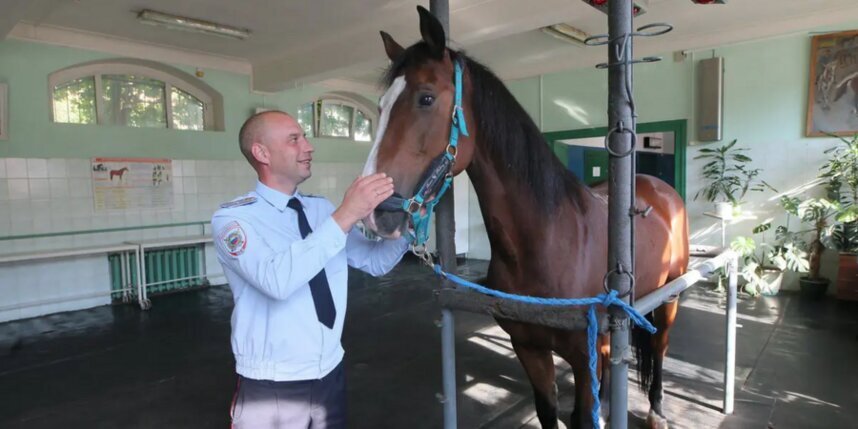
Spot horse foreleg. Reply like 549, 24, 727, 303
646, 299, 678, 429
512, 341, 559, 429
556, 332, 598, 429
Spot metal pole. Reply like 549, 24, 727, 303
430, 1, 457, 428
607, 1, 634, 428
723, 253, 738, 414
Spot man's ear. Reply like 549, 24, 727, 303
251, 142, 269, 165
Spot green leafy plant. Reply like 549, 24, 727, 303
781, 196, 839, 280
694, 139, 775, 206
820, 134, 858, 253
731, 218, 808, 297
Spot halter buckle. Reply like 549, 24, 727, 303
406, 199, 423, 214
451, 105, 462, 121
445, 144, 458, 159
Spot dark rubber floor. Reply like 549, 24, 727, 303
1, 257, 856, 428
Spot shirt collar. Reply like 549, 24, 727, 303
255, 181, 304, 212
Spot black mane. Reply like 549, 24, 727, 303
383, 44, 587, 213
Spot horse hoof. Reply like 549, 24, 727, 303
646, 410, 669, 429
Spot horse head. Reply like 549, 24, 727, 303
362, 6, 476, 240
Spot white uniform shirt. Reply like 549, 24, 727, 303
212, 181, 409, 381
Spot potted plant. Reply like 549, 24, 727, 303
730, 216, 808, 297
819, 134, 858, 300
695, 139, 775, 219
781, 196, 838, 299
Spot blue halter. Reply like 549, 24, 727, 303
377, 60, 469, 246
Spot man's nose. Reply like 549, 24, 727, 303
303, 138, 314, 152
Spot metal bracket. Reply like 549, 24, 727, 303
631, 205, 653, 218
602, 263, 635, 298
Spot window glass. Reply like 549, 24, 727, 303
101, 74, 167, 128
52, 77, 96, 124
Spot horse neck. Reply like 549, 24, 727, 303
463, 138, 590, 256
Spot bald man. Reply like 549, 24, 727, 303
212, 111, 409, 428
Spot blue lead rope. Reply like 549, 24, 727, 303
432, 264, 655, 428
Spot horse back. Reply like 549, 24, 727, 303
590, 175, 689, 298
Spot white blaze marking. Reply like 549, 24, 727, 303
362, 76, 406, 177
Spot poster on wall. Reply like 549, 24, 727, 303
807, 29, 858, 137
91, 157, 173, 211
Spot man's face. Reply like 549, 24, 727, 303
259, 114, 314, 186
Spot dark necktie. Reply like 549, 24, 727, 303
287, 198, 336, 329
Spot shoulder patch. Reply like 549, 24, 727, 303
218, 221, 247, 257
220, 196, 257, 208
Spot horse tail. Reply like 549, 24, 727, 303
632, 311, 655, 393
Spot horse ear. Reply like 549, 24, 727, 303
416, 5, 446, 57
379, 31, 404, 61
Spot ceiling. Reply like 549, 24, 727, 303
3, 0, 858, 93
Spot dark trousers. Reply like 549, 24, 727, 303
230, 362, 346, 429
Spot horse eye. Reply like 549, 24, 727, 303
418, 94, 435, 107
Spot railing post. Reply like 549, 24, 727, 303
430, 1, 458, 428
723, 252, 738, 414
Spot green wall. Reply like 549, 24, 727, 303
500, 22, 858, 287
0, 39, 375, 163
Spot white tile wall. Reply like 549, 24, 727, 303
0, 157, 373, 322
29, 179, 50, 200
6, 158, 27, 178
27, 159, 48, 178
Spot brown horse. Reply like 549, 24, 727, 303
110, 167, 129, 182
363, 7, 689, 429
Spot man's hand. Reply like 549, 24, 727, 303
332, 173, 394, 232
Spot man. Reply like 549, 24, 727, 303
212, 110, 409, 428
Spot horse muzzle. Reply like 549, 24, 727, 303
365, 206, 407, 240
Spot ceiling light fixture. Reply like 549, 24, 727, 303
581, 0, 649, 17
136, 9, 251, 40
541, 23, 591, 46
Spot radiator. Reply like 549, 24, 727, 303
108, 245, 206, 300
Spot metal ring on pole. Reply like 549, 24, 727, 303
633, 22, 673, 37
595, 56, 662, 69
603, 267, 635, 298
584, 23, 672, 47
584, 33, 611, 46
603, 124, 637, 158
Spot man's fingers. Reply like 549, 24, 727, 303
356, 172, 388, 186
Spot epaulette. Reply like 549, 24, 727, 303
220, 196, 257, 208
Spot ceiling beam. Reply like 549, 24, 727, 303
0, 0, 35, 40
251, 0, 588, 92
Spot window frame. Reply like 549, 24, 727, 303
48, 59, 221, 131
299, 95, 376, 143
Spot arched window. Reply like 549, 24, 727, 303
49, 58, 225, 131
297, 92, 377, 142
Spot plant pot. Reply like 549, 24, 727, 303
759, 269, 783, 296
714, 202, 733, 220
799, 277, 830, 300
836, 253, 858, 301
743, 268, 783, 296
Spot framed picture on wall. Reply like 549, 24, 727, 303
806, 29, 858, 137
0, 83, 7, 140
